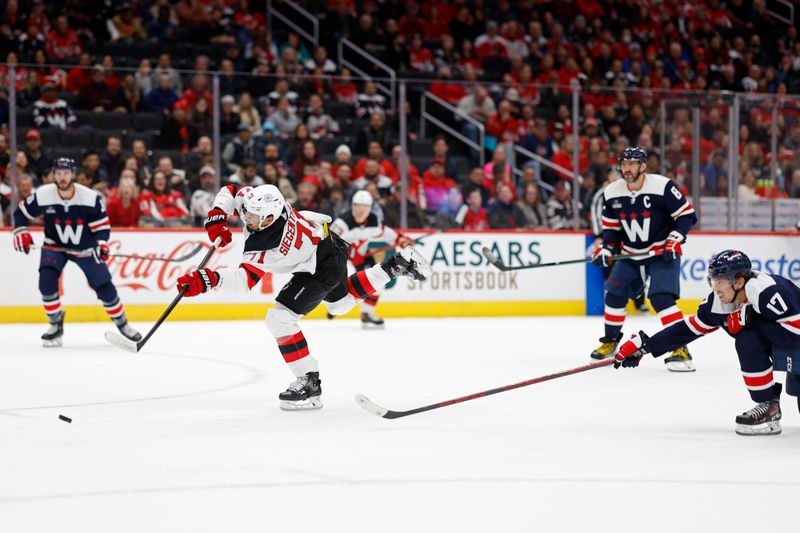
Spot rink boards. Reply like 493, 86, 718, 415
0, 228, 798, 322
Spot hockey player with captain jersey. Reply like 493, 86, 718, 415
178, 183, 431, 410
614, 250, 800, 436
330, 190, 414, 328
12, 158, 142, 347
591, 147, 697, 371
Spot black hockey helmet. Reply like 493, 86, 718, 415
53, 157, 77, 173
707, 250, 752, 287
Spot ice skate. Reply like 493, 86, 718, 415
590, 334, 622, 360
117, 322, 143, 342
41, 316, 64, 348
381, 247, 431, 281
279, 372, 323, 411
664, 346, 695, 372
361, 312, 385, 329
735, 383, 782, 436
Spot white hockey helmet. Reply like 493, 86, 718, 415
242, 184, 285, 228
351, 190, 373, 208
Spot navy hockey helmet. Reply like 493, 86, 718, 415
707, 250, 752, 286
53, 157, 77, 173
619, 147, 648, 164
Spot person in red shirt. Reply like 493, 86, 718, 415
552, 135, 590, 182
474, 21, 509, 58
429, 66, 466, 105
457, 187, 490, 230
46, 15, 82, 60
486, 99, 526, 144
138, 171, 190, 226
332, 67, 358, 106
107, 175, 141, 227
181, 74, 213, 109
421, 158, 456, 211
65, 52, 93, 93
409, 32, 434, 72
354, 142, 397, 181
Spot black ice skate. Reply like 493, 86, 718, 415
590, 334, 622, 360
117, 322, 143, 342
664, 346, 695, 372
735, 383, 782, 436
361, 313, 385, 329
381, 248, 431, 281
41, 315, 64, 348
279, 372, 323, 411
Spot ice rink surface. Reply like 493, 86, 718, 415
1, 315, 799, 532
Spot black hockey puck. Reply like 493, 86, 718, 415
58, 415, 72, 423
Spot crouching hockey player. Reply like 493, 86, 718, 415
590, 147, 697, 371
330, 190, 414, 328
179, 184, 430, 410
12, 157, 142, 347
614, 250, 800, 436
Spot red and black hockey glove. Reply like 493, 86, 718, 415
177, 268, 220, 297
724, 304, 753, 335
93, 240, 110, 262
204, 208, 232, 248
614, 331, 652, 369
663, 231, 684, 261
591, 244, 614, 267
12, 227, 33, 254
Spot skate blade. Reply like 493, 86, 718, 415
735, 420, 782, 436
361, 322, 385, 330
104, 330, 139, 353
665, 361, 696, 372
42, 338, 63, 348
280, 397, 323, 411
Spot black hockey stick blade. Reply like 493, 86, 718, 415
355, 358, 616, 419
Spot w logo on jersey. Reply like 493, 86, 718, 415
620, 216, 651, 242
55, 224, 84, 244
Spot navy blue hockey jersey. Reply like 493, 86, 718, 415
646, 271, 800, 356
601, 173, 697, 261
14, 183, 111, 250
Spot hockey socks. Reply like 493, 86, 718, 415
603, 293, 627, 339
42, 292, 64, 324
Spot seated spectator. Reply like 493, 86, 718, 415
304, 46, 337, 75
113, 73, 142, 112
266, 79, 299, 115
429, 67, 466, 105
520, 118, 557, 161
551, 135, 589, 182
517, 182, 548, 229
156, 156, 188, 198
263, 143, 289, 180
99, 135, 125, 186
189, 166, 217, 225
65, 52, 93, 93
482, 146, 514, 195
488, 183, 526, 229
355, 141, 397, 181
356, 112, 394, 153
228, 158, 265, 187
76, 65, 116, 111
268, 96, 301, 141
16, 173, 36, 203
219, 94, 242, 135
293, 182, 319, 211
434, 186, 465, 229
335, 162, 355, 198
22, 129, 52, 183
151, 52, 182, 93
190, 97, 212, 138
421, 159, 457, 211
263, 162, 297, 205
456, 187, 490, 230
333, 144, 353, 174
291, 140, 321, 182
356, 81, 387, 118
75, 168, 96, 189
390, 145, 420, 184
108, 4, 146, 43
222, 124, 257, 174
46, 15, 82, 60
486, 99, 526, 144
134, 58, 154, 95
409, 32, 434, 72
320, 186, 348, 220
147, 4, 177, 44
130, 138, 154, 184
456, 87, 496, 163
107, 176, 141, 227
424, 135, 459, 180
160, 100, 198, 152
738, 169, 759, 200
474, 21, 509, 59
145, 73, 179, 115
219, 59, 244, 98
306, 94, 340, 139
353, 159, 393, 198
81, 151, 102, 184
138, 170, 190, 226
332, 67, 358, 106
32, 83, 76, 129
546, 180, 579, 230
181, 74, 212, 109
235, 91, 261, 134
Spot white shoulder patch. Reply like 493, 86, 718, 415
73, 184, 101, 207
638, 174, 671, 196
602, 179, 629, 200
744, 271, 776, 313
34, 183, 60, 205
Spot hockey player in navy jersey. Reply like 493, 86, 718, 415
614, 250, 800, 436
181, 184, 430, 410
590, 147, 697, 371
330, 190, 414, 328
12, 158, 142, 347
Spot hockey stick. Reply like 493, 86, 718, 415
35, 243, 205, 263
362, 230, 444, 259
104, 237, 222, 353
482, 247, 657, 272
356, 358, 616, 419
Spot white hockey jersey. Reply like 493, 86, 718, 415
330, 212, 400, 267
211, 184, 332, 292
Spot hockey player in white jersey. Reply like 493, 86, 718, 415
178, 184, 431, 410
330, 190, 414, 328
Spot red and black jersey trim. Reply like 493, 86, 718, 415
277, 331, 309, 363
224, 184, 242, 197
347, 270, 376, 299
244, 213, 287, 252
240, 263, 265, 289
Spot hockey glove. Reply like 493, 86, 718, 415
663, 231, 684, 261
12, 227, 33, 254
591, 244, 614, 267
614, 331, 652, 369
204, 208, 232, 248
177, 268, 220, 297
93, 241, 110, 262
724, 304, 753, 335
397, 235, 414, 248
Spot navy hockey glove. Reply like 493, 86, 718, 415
614, 331, 652, 369
725, 304, 753, 335
204, 208, 232, 248
663, 231, 684, 261
591, 244, 614, 267
177, 268, 220, 297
